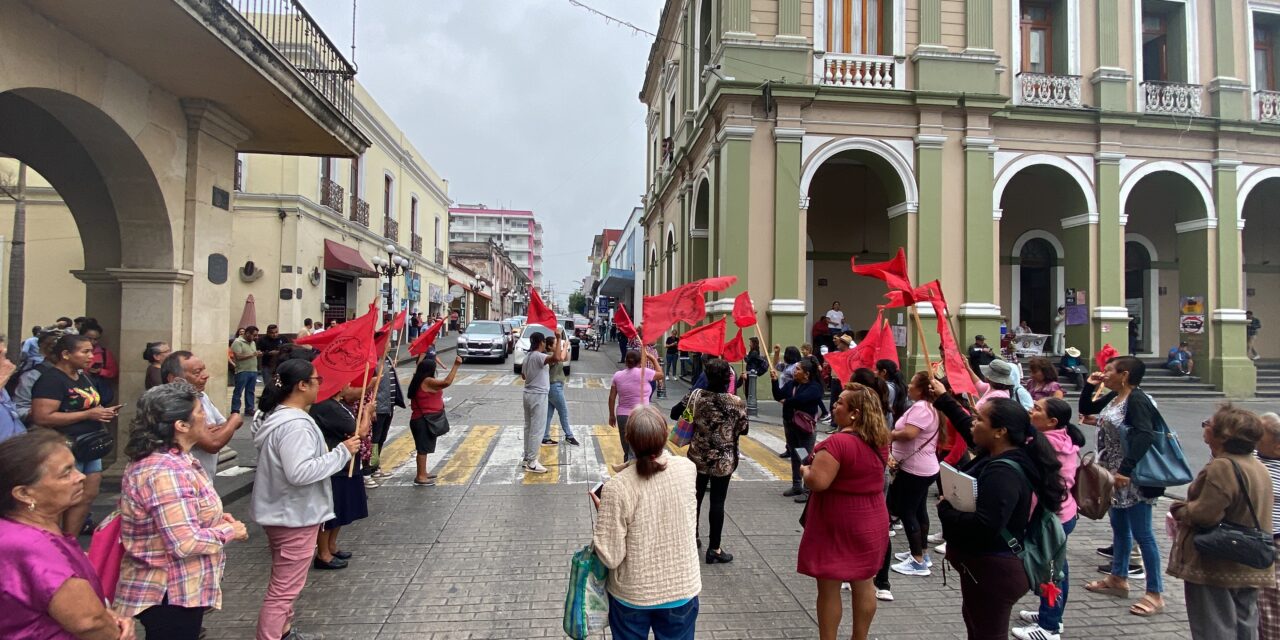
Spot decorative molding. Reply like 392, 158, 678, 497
1094, 151, 1125, 164
888, 201, 919, 219
1175, 218, 1218, 233
717, 125, 756, 143
769, 299, 808, 315
773, 127, 805, 141
1208, 77, 1249, 93
1212, 308, 1249, 323
689, 228, 709, 239
707, 298, 735, 314
1239, 218, 1247, 231
106, 268, 195, 286
957, 302, 1002, 318
992, 208, 1004, 221
911, 48, 1002, 64
963, 136, 997, 150
1119, 214, 1129, 226
915, 302, 938, 318
1092, 306, 1131, 320
1060, 212, 1100, 229
799, 197, 811, 210
1211, 159, 1242, 169
914, 134, 947, 149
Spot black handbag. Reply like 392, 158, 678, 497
70, 429, 114, 463
1192, 459, 1276, 570
423, 412, 450, 437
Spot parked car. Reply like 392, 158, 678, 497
458, 321, 508, 363
499, 320, 516, 354
514, 324, 578, 374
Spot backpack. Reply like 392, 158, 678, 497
991, 458, 1068, 604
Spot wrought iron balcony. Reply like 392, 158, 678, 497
411, 234, 423, 255
1257, 91, 1280, 123
383, 217, 399, 241
320, 177, 344, 213
435, 248, 445, 265
349, 196, 369, 227
1142, 81, 1202, 116
818, 53, 902, 90
226, 0, 356, 121
1017, 73, 1083, 109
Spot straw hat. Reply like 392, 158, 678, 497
1065, 347, 1081, 358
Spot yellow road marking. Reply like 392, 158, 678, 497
586, 377, 605, 389
477, 373, 501, 385
379, 429, 419, 474
593, 424, 626, 469
736, 433, 793, 481
524, 425, 561, 484
753, 423, 787, 442
436, 425, 499, 485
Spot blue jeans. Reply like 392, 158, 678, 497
1037, 515, 1077, 632
665, 352, 678, 376
607, 595, 698, 640
1111, 501, 1163, 594
543, 382, 574, 440
232, 371, 258, 414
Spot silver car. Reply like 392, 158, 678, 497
458, 321, 508, 363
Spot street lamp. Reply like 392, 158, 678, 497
370, 243, 410, 315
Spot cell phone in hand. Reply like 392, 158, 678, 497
795, 448, 810, 463
589, 481, 604, 509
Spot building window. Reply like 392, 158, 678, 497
1257, 25, 1277, 91
827, 0, 883, 55
435, 216, 441, 247
1142, 12, 1169, 81
698, 0, 712, 102
411, 196, 419, 234
1020, 2, 1053, 73
383, 174, 394, 219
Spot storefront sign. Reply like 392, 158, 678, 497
429, 284, 444, 304
1180, 315, 1205, 334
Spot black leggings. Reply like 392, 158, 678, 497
785, 424, 817, 489
889, 470, 937, 558
695, 472, 732, 550
137, 598, 205, 640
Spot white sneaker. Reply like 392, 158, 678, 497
525, 461, 549, 474
934, 542, 947, 555
875, 589, 894, 601
894, 551, 932, 567
1011, 624, 1060, 640
363, 477, 380, 489
841, 582, 850, 591
890, 558, 930, 576
888, 528, 897, 537
926, 532, 944, 544
1018, 611, 1040, 625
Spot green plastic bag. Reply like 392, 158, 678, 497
563, 544, 609, 639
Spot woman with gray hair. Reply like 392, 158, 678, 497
1254, 411, 1280, 640
114, 382, 249, 639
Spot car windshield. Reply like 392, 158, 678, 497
466, 322, 503, 335
521, 325, 554, 339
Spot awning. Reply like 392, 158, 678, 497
324, 239, 377, 278
448, 278, 472, 291
599, 269, 635, 297
475, 289, 492, 301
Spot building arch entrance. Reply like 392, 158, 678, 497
1240, 174, 1280, 358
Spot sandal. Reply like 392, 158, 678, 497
1083, 579, 1129, 598
1129, 594, 1165, 617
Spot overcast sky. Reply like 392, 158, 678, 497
306, 0, 661, 305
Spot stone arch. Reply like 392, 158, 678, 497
799, 137, 918, 207
1124, 233, 1161, 354
1119, 160, 1216, 221
994, 154, 1097, 215
665, 223, 677, 290
1010, 230, 1067, 335
1238, 167, 1280, 219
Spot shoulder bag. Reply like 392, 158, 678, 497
1192, 458, 1276, 570
789, 384, 817, 434
70, 376, 114, 463
1072, 450, 1114, 520
423, 411, 450, 437
1124, 396, 1194, 487
669, 390, 700, 447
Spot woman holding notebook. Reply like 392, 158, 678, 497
928, 379, 1065, 640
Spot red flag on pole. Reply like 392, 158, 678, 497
678, 318, 726, 356
614, 303, 638, 341
407, 319, 444, 357
851, 247, 913, 292
371, 309, 407, 364
825, 349, 857, 386
874, 316, 900, 367
296, 301, 378, 348
642, 276, 738, 344
731, 292, 757, 328
919, 282, 978, 396
527, 288, 559, 331
722, 329, 747, 362
313, 305, 379, 403
849, 312, 887, 371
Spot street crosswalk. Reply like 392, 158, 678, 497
374, 422, 802, 487
445, 372, 613, 389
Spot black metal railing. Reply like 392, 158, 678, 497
411, 234, 423, 254
350, 196, 369, 227
321, 177, 344, 213
225, 0, 356, 121
383, 217, 399, 241
435, 248, 445, 265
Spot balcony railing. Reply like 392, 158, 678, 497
383, 217, 399, 241
1258, 91, 1280, 123
411, 234, 423, 254
435, 248, 445, 265
349, 196, 369, 227
818, 53, 901, 90
1017, 73, 1083, 109
225, 0, 356, 121
320, 177, 344, 213
1142, 81, 1202, 116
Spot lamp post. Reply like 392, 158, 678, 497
370, 242, 410, 318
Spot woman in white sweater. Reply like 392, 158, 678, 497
593, 405, 701, 639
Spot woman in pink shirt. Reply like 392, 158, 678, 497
888, 372, 941, 577
608, 348, 664, 462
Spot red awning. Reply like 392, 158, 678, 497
448, 278, 472, 291
475, 289, 492, 300
324, 239, 376, 278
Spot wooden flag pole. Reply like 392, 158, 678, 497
347, 308, 408, 477
908, 305, 935, 372
753, 324, 772, 369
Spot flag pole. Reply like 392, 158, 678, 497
908, 304, 935, 372
348, 305, 407, 477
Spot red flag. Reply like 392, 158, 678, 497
408, 319, 444, 356
731, 292, 757, 328
678, 318, 726, 356
1096, 344, 1118, 371
527, 288, 558, 331
882, 289, 913, 308
722, 329, 747, 362
825, 348, 857, 386
295, 301, 378, 348
924, 285, 978, 397
614, 304, 638, 341
313, 306, 379, 403
875, 317, 900, 367
642, 276, 738, 344
851, 247, 913, 292
847, 312, 887, 371
370, 310, 408, 362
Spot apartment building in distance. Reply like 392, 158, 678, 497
449, 205, 544, 287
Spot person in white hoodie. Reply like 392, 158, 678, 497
251, 358, 361, 640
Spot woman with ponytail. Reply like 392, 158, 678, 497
250, 359, 361, 640
116, 382, 249, 638
926, 379, 1065, 640
1012, 398, 1086, 640
876, 360, 909, 422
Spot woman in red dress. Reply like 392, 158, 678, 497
799, 382, 892, 640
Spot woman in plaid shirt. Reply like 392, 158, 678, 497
114, 382, 249, 639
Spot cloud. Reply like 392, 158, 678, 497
306, 0, 660, 303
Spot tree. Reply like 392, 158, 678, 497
0, 161, 25, 363
568, 291, 588, 316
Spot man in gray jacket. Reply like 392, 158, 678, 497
366, 353, 406, 486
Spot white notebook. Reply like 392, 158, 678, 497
939, 462, 978, 513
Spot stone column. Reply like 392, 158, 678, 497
1060, 213, 1099, 357
724, 0, 752, 38
1209, 160, 1255, 396
919, 0, 943, 48
1208, 0, 1249, 120
1094, 152, 1129, 352
770, 126, 807, 349
70, 269, 124, 470
958, 136, 1000, 343
914, 134, 946, 282
1176, 219, 1215, 383
777, 0, 802, 39
1092, 0, 1131, 111
966, 0, 994, 51
716, 124, 752, 304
